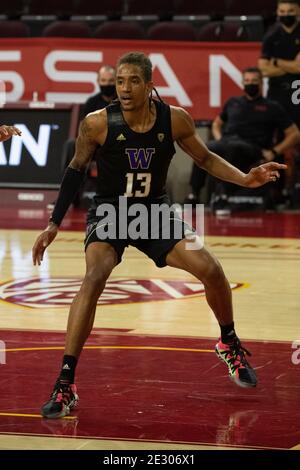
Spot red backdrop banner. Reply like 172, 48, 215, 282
0, 38, 261, 120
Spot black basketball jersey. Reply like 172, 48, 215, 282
93, 99, 176, 200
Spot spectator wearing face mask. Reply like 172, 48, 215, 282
184, 67, 300, 212
259, 0, 300, 127
83, 65, 116, 116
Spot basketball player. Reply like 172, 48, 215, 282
0, 124, 21, 142
32, 52, 286, 418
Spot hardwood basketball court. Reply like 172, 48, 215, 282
0, 203, 299, 450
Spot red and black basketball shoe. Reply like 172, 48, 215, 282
215, 337, 257, 388
41, 380, 79, 419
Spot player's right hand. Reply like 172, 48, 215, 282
32, 224, 58, 265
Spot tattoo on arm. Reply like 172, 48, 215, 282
69, 118, 98, 171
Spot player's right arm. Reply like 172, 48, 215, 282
32, 111, 107, 266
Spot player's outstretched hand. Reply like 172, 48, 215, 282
244, 162, 287, 188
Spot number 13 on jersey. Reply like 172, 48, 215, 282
124, 172, 152, 197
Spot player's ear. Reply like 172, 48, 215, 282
147, 81, 154, 94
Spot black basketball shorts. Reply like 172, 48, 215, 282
84, 196, 196, 268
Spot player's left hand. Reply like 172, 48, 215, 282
244, 162, 287, 188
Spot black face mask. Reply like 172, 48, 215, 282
279, 15, 297, 27
244, 84, 260, 98
99, 84, 116, 98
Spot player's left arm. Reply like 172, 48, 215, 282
171, 106, 287, 188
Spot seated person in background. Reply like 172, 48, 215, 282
185, 67, 300, 210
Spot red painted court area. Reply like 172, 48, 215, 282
0, 330, 299, 449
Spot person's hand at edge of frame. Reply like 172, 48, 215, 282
0, 125, 22, 142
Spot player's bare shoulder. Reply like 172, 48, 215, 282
81, 108, 108, 146
170, 105, 195, 141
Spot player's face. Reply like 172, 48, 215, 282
116, 64, 153, 111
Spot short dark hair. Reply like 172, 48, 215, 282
116, 52, 152, 82
277, 0, 300, 6
242, 67, 263, 79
